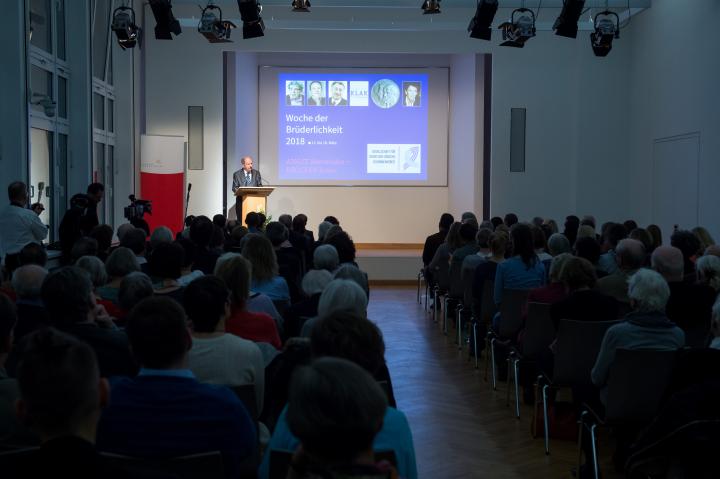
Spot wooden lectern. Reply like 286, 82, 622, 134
234, 187, 274, 226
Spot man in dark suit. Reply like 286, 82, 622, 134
232, 156, 263, 221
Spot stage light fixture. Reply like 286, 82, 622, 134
111, 5, 141, 49
468, 0, 498, 41
198, 4, 236, 43
421, 0, 441, 15
291, 0, 311, 12
148, 0, 181, 40
553, 0, 585, 38
498, 8, 536, 48
590, 11, 620, 57
238, 0, 265, 39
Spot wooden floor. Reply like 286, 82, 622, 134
368, 286, 619, 479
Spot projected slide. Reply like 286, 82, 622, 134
278, 73, 428, 181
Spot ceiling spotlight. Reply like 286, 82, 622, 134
148, 0, 181, 40
468, 0, 498, 41
111, 6, 141, 49
198, 4, 236, 43
553, 0, 586, 38
238, 0, 265, 39
421, 0, 441, 15
498, 8, 536, 48
590, 11, 620, 57
291, 0, 311, 12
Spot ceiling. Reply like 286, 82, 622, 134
172, 0, 651, 33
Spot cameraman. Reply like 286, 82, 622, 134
0, 181, 48, 275
58, 183, 105, 263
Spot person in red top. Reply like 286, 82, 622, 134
214, 253, 281, 349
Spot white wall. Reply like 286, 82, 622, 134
626, 0, 720, 241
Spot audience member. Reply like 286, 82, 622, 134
547, 233, 571, 257
313, 244, 339, 272
671, 230, 702, 282
17, 242, 47, 268
574, 236, 603, 275
490, 216, 503, 230
149, 226, 174, 253
598, 223, 627, 275
623, 220, 638, 233
148, 242, 185, 302
119, 227, 147, 270
595, 238, 646, 304
90, 224, 114, 261
323, 216, 339, 226
116, 223, 135, 243
117, 272, 154, 317
10, 265, 49, 340
494, 224, 545, 312
696, 255, 720, 293
190, 215, 221, 274
543, 219, 559, 235
242, 234, 290, 303
422, 213, 454, 268
450, 223, 480, 268
531, 225, 551, 261
563, 215, 580, 246
691, 226, 714, 251
646, 224, 663, 252
628, 228, 653, 261
96, 297, 256, 478
283, 269, 333, 338
472, 231, 508, 316
504, 213, 518, 228
527, 253, 571, 305
266, 221, 303, 302
96, 247, 140, 305
301, 279, 368, 337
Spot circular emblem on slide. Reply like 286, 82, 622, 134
371, 80, 400, 109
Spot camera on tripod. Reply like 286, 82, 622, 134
124, 194, 152, 221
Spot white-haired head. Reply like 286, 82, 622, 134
317, 279, 368, 319
547, 233, 571, 256
150, 226, 174, 250
628, 268, 671, 313
696, 254, 720, 291
651, 246, 684, 283
302, 269, 333, 296
313, 244, 339, 272
11, 264, 48, 300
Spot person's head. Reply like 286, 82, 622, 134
75, 256, 108, 288
510, 223, 536, 266
330, 82, 345, 100
11, 265, 47, 300
302, 269, 333, 296
240, 233, 277, 282
628, 268, 671, 313
150, 226, 174, 251
504, 213, 519, 227
16, 328, 108, 440
615, 238, 646, 272
629, 228, 654, 255
184, 215, 195, 228
311, 311, 386, 376
0, 292, 17, 355
89, 224, 113, 254
244, 212, 260, 230
458, 222, 478, 246
489, 231, 508, 258
560, 256, 598, 291
574, 236, 602, 265
324, 231, 357, 264
548, 253, 572, 283
105, 246, 141, 278
317, 279, 368, 319
576, 225, 596, 242
309, 81, 323, 99
183, 275, 229, 333
531, 217, 544, 228
461, 211, 477, 223
41, 267, 95, 325
623, 220, 639, 233
18, 242, 47, 267
313, 244, 339, 271
230, 225, 249, 245
581, 215, 597, 229
71, 237, 99, 263
116, 223, 136, 243
323, 215, 340, 226
214, 253, 252, 309
692, 226, 715, 252
651, 246, 684, 283
324, 224, 343, 242
445, 222, 463, 250
530, 224, 547, 252
547, 233, 571, 256
490, 216, 503, 230
604, 223, 628, 250
438, 213, 454, 232
477, 228, 493, 249
212, 214, 226, 230
646, 224, 663, 251
265, 221, 289, 247
126, 297, 191, 369
120, 227, 146, 256
317, 221, 333, 241
292, 213, 308, 232
696, 255, 720, 291
86, 183, 105, 203
277, 214, 292, 230
149, 242, 184, 280
118, 272, 154, 312
405, 83, 419, 102
671, 230, 702, 271
288, 81, 303, 100
544, 219, 559, 234
333, 264, 369, 297
189, 215, 214, 249
287, 357, 387, 465
479, 220, 494, 231
8, 181, 28, 204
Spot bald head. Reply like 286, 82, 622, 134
616, 238, 646, 271
651, 246, 684, 282
12, 264, 48, 300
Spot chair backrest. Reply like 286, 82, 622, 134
434, 256, 451, 291
101, 451, 225, 479
684, 324, 710, 349
497, 289, 530, 339
461, 256, 484, 307
522, 302, 555, 358
448, 257, 464, 298
269, 449, 398, 479
605, 348, 677, 423
616, 301, 632, 318
230, 384, 259, 422
479, 279, 497, 326
554, 319, 622, 385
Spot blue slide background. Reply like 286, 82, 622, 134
278, 72, 428, 181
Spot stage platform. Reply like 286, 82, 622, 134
355, 244, 423, 284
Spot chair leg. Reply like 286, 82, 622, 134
577, 410, 588, 467
424, 283, 429, 311
416, 272, 421, 303
473, 321, 479, 369
456, 306, 464, 350
490, 337, 497, 390
432, 289, 438, 322
506, 356, 512, 406
590, 423, 599, 479
443, 297, 449, 335
543, 383, 551, 455
513, 356, 520, 419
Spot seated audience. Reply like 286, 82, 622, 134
646, 224, 663, 253
450, 223, 480, 268
266, 221, 303, 303
116, 272, 154, 320
531, 225, 552, 262
41, 266, 136, 377
527, 253, 571, 305
695, 254, 720, 294
293, 213, 314, 244
472, 231, 507, 316
598, 223, 627, 275
547, 233, 571, 257
504, 213, 519, 228
96, 297, 256, 478
595, 238, 646, 304
184, 276, 265, 408
324, 231, 361, 269
563, 215, 580, 246
149, 226, 174, 254
313, 244, 339, 272
10, 265, 49, 340
301, 279, 368, 337
214, 254, 281, 349
592, 269, 685, 404
70, 237, 99, 264
190, 216, 221, 274
116, 223, 135, 243
148, 242, 185, 302
76, 255, 121, 318
333, 263, 370, 298
119, 228, 147, 270
692, 226, 715, 253
284, 270, 333, 338
671, 230, 702, 282
422, 213, 453, 269
18, 242, 47, 268
90, 224, 114, 261
97, 247, 141, 305
242, 234, 290, 303
494, 224, 546, 311
428, 222, 462, 293
174, 237, 204, 286
574, 236, 603, 277
4, 329, 123, 477
652, 246, 716, 336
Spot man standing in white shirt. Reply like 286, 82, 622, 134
0, 181, 47, 275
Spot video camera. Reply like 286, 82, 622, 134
124, 194, 152, 221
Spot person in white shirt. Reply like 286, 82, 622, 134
0, 182, 47, 274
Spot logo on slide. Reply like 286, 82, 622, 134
370, 80, 400, 109
403, 146, 420, 172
